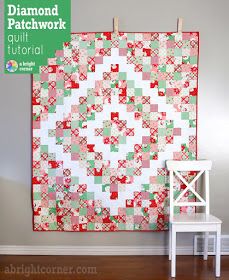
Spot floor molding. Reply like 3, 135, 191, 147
1, 241, 228, 256
0, 245, 193, 256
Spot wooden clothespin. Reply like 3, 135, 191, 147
114, 17, 119, 34
177, 17, 183, 33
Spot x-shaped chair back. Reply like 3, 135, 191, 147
166, 160, 212, 220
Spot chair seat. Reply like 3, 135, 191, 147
171, 213, 222, 224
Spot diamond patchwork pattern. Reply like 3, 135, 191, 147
32, 32, 198, 231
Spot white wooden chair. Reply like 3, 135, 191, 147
166, 160, 222, 278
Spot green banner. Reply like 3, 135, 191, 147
4, 0, 71, 74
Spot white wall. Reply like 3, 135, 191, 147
0, 0, 228, 248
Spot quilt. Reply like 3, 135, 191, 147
32, 32, 198, 231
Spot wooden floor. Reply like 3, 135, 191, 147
0, 255, 229, 280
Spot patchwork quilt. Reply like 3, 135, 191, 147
32, 32, 198, 231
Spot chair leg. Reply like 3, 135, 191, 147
169, 226, 171, 261
204, 232, 209, 260
171, 226, 176, 278
216, 225, 221, 277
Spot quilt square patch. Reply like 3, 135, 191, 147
32, 32, 198, 231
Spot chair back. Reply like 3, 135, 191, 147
166, 160, 212, 220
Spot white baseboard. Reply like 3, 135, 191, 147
0, 245, 193, 256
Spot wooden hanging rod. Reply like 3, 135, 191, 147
113, 17, 183, 33
177, 17, 183, 33
113, 16, 119, 34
